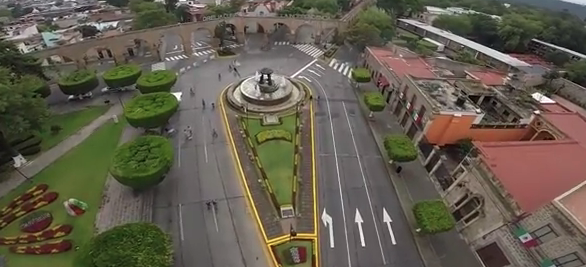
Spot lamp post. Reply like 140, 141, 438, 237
289, 224, 297, 242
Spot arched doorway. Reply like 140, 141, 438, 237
295, 24, 317, 44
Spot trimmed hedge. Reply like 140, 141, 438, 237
363, 92, 386, 112
124, 92, 179, 129
76, 223, 172, 267
136, 70, 177, 94
413, 200, 455, 234
103, 64, 142, 89
110, 136, 173, 190
352, 68, 371, 83
58, 69, 99, 96
255, 129, 292, 144
383, 134, 417, 162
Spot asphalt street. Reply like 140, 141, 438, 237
151, 44, 319, 267
295, 59, 425, 266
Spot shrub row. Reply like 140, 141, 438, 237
103, 64, 142, 89
352, 68, 371, 83
412, 200, 455, 234
255, 129, 292, 144
124, 92, 179, 129
383, 134, 418, 163
363, 92, 386, 112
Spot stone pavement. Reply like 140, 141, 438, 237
0, 103, 124, 197
352, 83, 484, 267
95, 126, 154, 233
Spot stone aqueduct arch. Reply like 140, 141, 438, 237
31, 16, 345, 67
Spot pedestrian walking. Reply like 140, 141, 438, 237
395, 166, 403, 174
218, 73, 222, 81
229, 64, 233, 72
202, 99, 206, 109
211, 102, 215, 110
212, 129, 218, 139
184, 126, 193, 140
212, 200, 218, 211
206, 201, 211, 211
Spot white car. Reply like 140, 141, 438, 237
67, 92, 93, 101
100, 87, 134, 94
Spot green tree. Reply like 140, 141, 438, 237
363, 92, 386, 117
542, 70, 561, 86
565, 60, 586, 87
164, 0, 178, 13
106, 0, 130, 7
346, 7, 394, 49
544, 50, 571, 67
498, 14, 543, 52
11, 4, 33, 18
103, 64, 142, 89
467, 14, 502, 49
133, 7, 176, 30
432, 15, 471, 37
383, 134, 417, 163
454, 51, 483, 65
175, 4, 192, 23
377, 0, 423, 17
57, 69, 99, 96
74, 223, 172, 267
110, 136, 174, 190
136, 70, 177, 94
0, 67, 49, 168
0, 40, 48, 80
277, 5, 307, 16
78, 25, 100, 38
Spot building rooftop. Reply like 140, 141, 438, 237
555, 181, 586, 233
413, 77, 479, 113
398, 19, 532, 68
508, 53, 553, 69
543, 112, 586, 148
532, 38, 586, 60
369, 47, 437, 79
475, 139, 586, 214
466, 70, 507, 86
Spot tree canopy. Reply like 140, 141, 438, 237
124, 92, 179, 129
0, 40, 48, 80
345, 7, 394, 50
131, 0, 176, 30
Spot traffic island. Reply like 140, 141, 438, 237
270, 238, 317, 267
221, 67, 317, 242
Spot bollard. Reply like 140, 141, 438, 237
112, 115, 119, 123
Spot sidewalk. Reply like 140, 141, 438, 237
353, 83, 483, 267
0, 103, 124, 198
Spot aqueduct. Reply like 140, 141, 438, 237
30, 16, 346, 67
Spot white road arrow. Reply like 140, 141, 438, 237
383, 208, 397, 245
308, 69, 322, 77
298, 76, 312, 82
321, 209, 334, 248
355, 209, 365, 247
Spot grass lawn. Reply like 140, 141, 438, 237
244, 115, 297, 206
39, 105, 110, 152
0, 119, 125, 267
273, 240, 314, 267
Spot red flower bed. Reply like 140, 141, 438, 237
0, 192, 58, 231
283, 246, 308, 265
9, 239, 72, 255
0, 184, 48, 217
0, 225, 73, 245
20, 211, 53, 233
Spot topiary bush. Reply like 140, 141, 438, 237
74, 223, 172, 267
136, 70, 177, 94
352, 68, 371, 83
413, 200, 455, 234
255, 129, 292, 144
363, 92, 385, 117
57, 69, 99, 96
124, 92, 179, 129
383, 134, 417, 163
103, 64, 142, 89
110, 136, 173, 190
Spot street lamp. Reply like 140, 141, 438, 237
289, 224, 297, 242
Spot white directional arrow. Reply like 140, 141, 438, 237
321, 209, 334, 248
298, 76, 312, 82
355, 209, 365, 247
383, 208, 397, 245
308, 69, 322, 77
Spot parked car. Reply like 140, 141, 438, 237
100, 87, 134, 95
67, 92, 93, 101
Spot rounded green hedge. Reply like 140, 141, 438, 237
363, 92, 385, 112
136, 70, 177, 94
124, 92, 179, 129
383, 134, 418, 163
110, 135, 173, 190
352, 68, 371, 83
78, 223, 172, 267
58, 69, 99, 95
103, 64, 142, 88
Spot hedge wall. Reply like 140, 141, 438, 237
109, 135, 173, 190
136, 70, 177, 94
383, 134, 417, 162
363, 92, 386, 112
124, 92, 179, 129
57, 69, 99, 96
76, 223, 172, 267
413, 200, 455, 234
103, 64, 142, 89
352, 68, 371, 83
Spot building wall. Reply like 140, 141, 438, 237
550, 78, 586, 109
424, 115, 528, 145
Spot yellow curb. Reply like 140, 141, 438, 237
219, 87, 278, 267
215, 51, 240, 59
267, 235, 290, 245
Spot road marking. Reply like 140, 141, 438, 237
299, 76, 312, 82
321, 208, 334, 248
355, 209, 365, 247
342, 102, 387, 264
212, 204, 219, 232
201, 116, 208, 163
383, 208, 397, 245
308, 69, 321, 77
315, 64, 325, 70
177, 138, 181, 167
178, 204, 185, 241
309, 74, 352, 266
174, 45, 178, 50
291, 58, 318, 78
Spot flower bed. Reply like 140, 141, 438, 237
0, 192, 59, 230
9, 239, 73, 255
0, 184, 49, 217
19, 210, 53, 233
283, 245, 308, 265
0, 225, 73, 245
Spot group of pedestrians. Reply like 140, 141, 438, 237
183, 126, 218, 141
206, 200, 218, 211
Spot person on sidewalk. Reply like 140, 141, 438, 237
395, 166, 403, 175
202, 99, 206, 109
184, 126, 193, 140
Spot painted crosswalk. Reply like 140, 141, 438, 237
294, 44, 324, 58
193, 49, 215, 57
329, 59, 353, 78
274, 41, 290, 46
165, 54, 189, 61
165, 44, 243, 62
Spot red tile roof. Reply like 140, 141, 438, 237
369, 47, 436, 79
508, 53, 553, 69
474, 140, 586, 213
466, 70, 507, 86
543, 112, 586, 148
540, 103, 572, 113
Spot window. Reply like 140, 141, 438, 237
452, 197, 480, 222
531, 225, 558, 244
552, 253, 584, 267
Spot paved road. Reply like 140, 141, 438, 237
295, 60, 425, 266
152, 44, 319, 267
